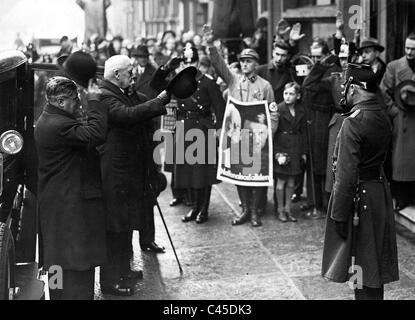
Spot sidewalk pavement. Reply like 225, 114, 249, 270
96, 174, 415, 300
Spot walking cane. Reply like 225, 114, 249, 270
148, 183, 184, 274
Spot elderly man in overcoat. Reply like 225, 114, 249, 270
98, 55, 171, 296
35, 69, 108, 299
380, 32, 415, 211
322, 64, 399, 300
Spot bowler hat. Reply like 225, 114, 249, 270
394, 80, 415, 112
238, 49, 259, 62
57, 51, 97, 88
167, 66, 198, 99
132, 45, 150, 57
357, 37, 384, 53
151, 172, 168, 197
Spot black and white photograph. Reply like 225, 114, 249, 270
217, 97, 274, 187
1, 0, 415, 309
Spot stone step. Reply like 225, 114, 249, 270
396, 206, 415, 234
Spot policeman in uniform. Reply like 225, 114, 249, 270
152, 45, 226, 224
322, 64, 399, 300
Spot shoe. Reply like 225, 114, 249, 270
120, 269, 143, 281
196, 186, 211, 224
277, 210, 288, 222
304, 209, 326, 220
182, 189, 202, 222
300, 204, 313, 211
232, 211, 250, 226
395, 201, 409, 212
250, 210, 262, 227
196, 211, 208, 224
291, 194, 303, 203
169, 198, 183, 207
101, 283, 134, 296
140, 242, 165, 253
287, 212, 298, 222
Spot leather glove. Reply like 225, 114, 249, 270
334, 220, 348, 240
163, 57, 183, 72
156, 90, 171, 105
320, 54, 338, 68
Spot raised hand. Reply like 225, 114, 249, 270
86, 79, 102, 101
276, 19, 291, 41
336, 11, 344, 30
202, 24, 214, 45
289, 23, 306, 42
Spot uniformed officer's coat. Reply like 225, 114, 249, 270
174, 72, 226, 189
322, 100, 399, 288
380, 56, 415, 181
303, 62, 342, 175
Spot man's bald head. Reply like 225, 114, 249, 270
104, 55, 134, 89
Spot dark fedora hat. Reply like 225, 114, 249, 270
357, 37, 385, 53
167, 66, 198, 99
57, 51, 97, 88
394, 80, 415, 112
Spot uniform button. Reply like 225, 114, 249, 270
363, 205, 368, 210
403, 128, 408, 133
362, 190, 367, 194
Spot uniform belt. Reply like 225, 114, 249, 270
359, 166, 385, 182
281, 131, 300, 135
177, 110, 210, 120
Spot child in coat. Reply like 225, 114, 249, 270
274, 83, 307, 222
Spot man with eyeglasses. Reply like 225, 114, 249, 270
98, 55, 171, 296
301, 37, 342, 220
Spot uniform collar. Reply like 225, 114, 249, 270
242, 74, 257, 83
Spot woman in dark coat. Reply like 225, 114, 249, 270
274, 83, 306, 222
35, 75, 108, 300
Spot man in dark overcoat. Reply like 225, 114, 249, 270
98, 55, 171, 296
35, 72, 108, 300
302, 38, 342, 219
380, 33, 415, 211
322, 64, 399, 300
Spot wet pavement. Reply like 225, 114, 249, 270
95, 174, 415, 300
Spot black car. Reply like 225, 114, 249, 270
0, 50, 42, 300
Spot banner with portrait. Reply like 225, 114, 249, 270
217, 97, 273, 187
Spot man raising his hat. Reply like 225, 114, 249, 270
98, 55, 171, 296
35, 50, 109, 299
380, 32, 415, 211
322, 63, 399, 300
203, 25, 279, 228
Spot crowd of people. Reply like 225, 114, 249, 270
23, 8, 415, 300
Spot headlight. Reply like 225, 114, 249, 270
0, 130, 24, 155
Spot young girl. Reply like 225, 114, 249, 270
274, 83, 307, 222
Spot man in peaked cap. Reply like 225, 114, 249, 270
322, 63, 399, 300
